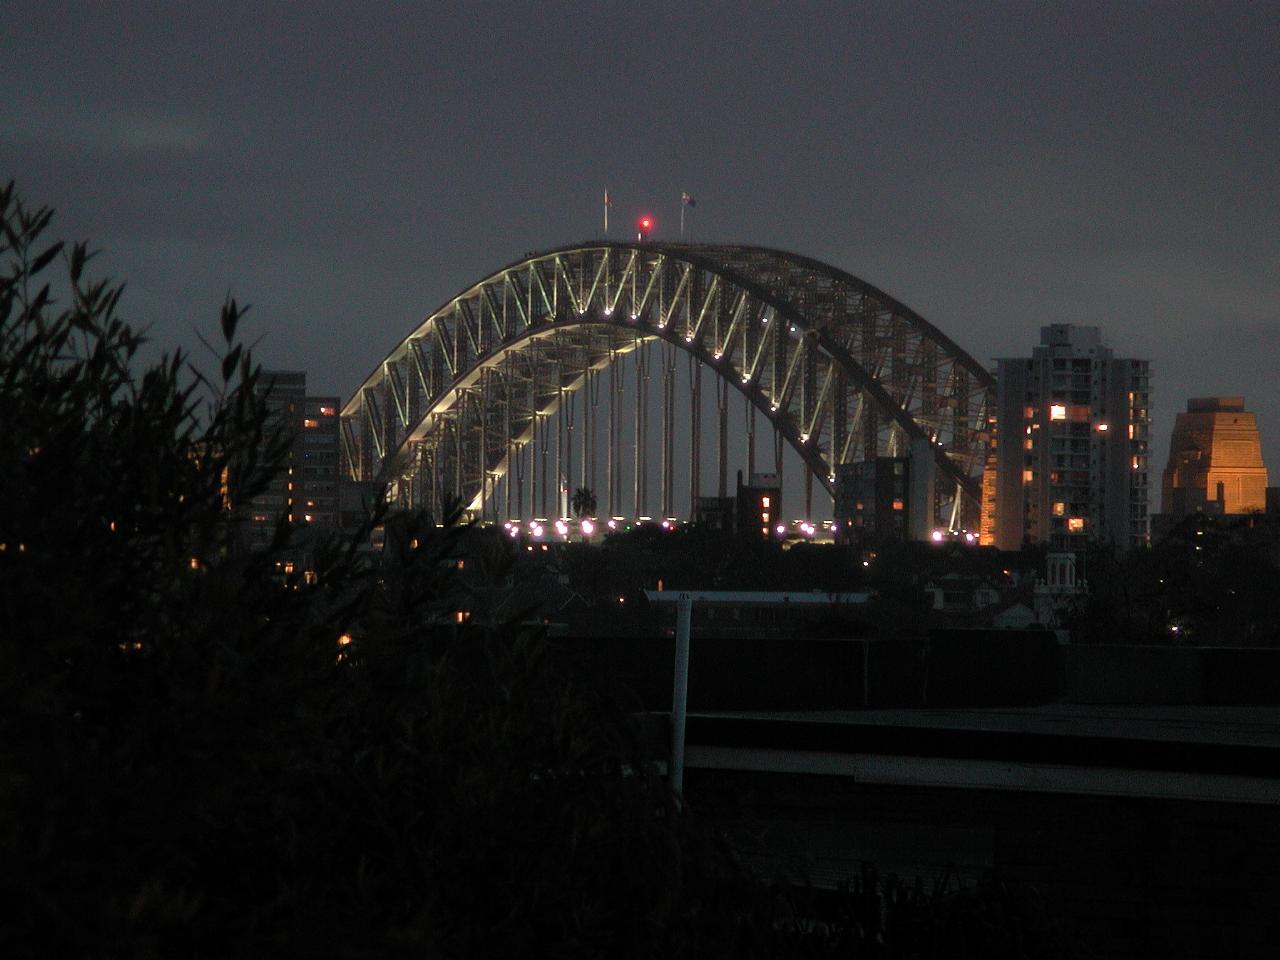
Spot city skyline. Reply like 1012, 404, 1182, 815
3, 2, 1277, 488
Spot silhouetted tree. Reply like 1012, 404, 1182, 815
571, 484, 597, 517
0, 182, 1073, 959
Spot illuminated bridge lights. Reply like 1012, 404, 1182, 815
343, 242, 995, 532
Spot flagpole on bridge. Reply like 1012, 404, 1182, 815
680, 191, 696, 240
604, 188, 612, 236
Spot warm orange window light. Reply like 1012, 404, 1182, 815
892, 499, 904, 511
761, 495, 771, 508
1050, 404, 1067, 421
319, 405, 335, 416
1053, 501, 1065, 516
1096, 422, 1109, 432
304, 418, 319, 428
1023, 469, 1034, 483
1068, 517, 1085, 532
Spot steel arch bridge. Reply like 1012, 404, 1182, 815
340, 242, 995, 528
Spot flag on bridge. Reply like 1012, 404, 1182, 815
681, 191, 696, 207
603, 188, 613, 235
604, 188, 613, 207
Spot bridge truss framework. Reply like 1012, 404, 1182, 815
340, 242, 995, 529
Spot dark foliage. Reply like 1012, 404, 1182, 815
0, 184, 1073, 958
1068, 515, 1280, 645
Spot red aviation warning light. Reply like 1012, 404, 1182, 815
637, 215, 653, 241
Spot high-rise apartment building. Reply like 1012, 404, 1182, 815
243, 371, 341, 551
985, 325, 1150, 550
1161, 397, 1267, 517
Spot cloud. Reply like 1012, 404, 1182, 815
3, 110, 211, 158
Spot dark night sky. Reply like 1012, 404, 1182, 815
4, 1, 1278, 489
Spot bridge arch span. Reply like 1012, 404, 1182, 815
340, 242, 994, 528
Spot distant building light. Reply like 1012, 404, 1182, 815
1050, 404, 1066, 421
931, 530, 944, 542
775, 524, 786, 536
581, 519, 595, 536
1068, 517, 1085, 532
1097, 422, 1109, 431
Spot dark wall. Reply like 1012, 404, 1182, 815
553, 633, 1280, 711
555, 635, 866, 712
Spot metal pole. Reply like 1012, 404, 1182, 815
671, 591, 692, 797
717, 377, 728, 498
690, 355, 701, 517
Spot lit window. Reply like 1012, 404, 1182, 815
761, 511, 770, 522
854, 501, 864, 511
283, 562, 295, 574
1024, 438, 1033, 450
319, 405, 335, 416
1068, 518, 1085, 532
304, 418, 319, 428
1023, 470, 1034, 484
1053, 502, 1065, 516
1024, 406, 1036, 419
892, 499, 904, 511
1050, 404, 1066, 421
761, 496, 771, 508
1096, 423, 1109, 432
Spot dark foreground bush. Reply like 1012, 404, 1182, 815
0, 183, 1072, 958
